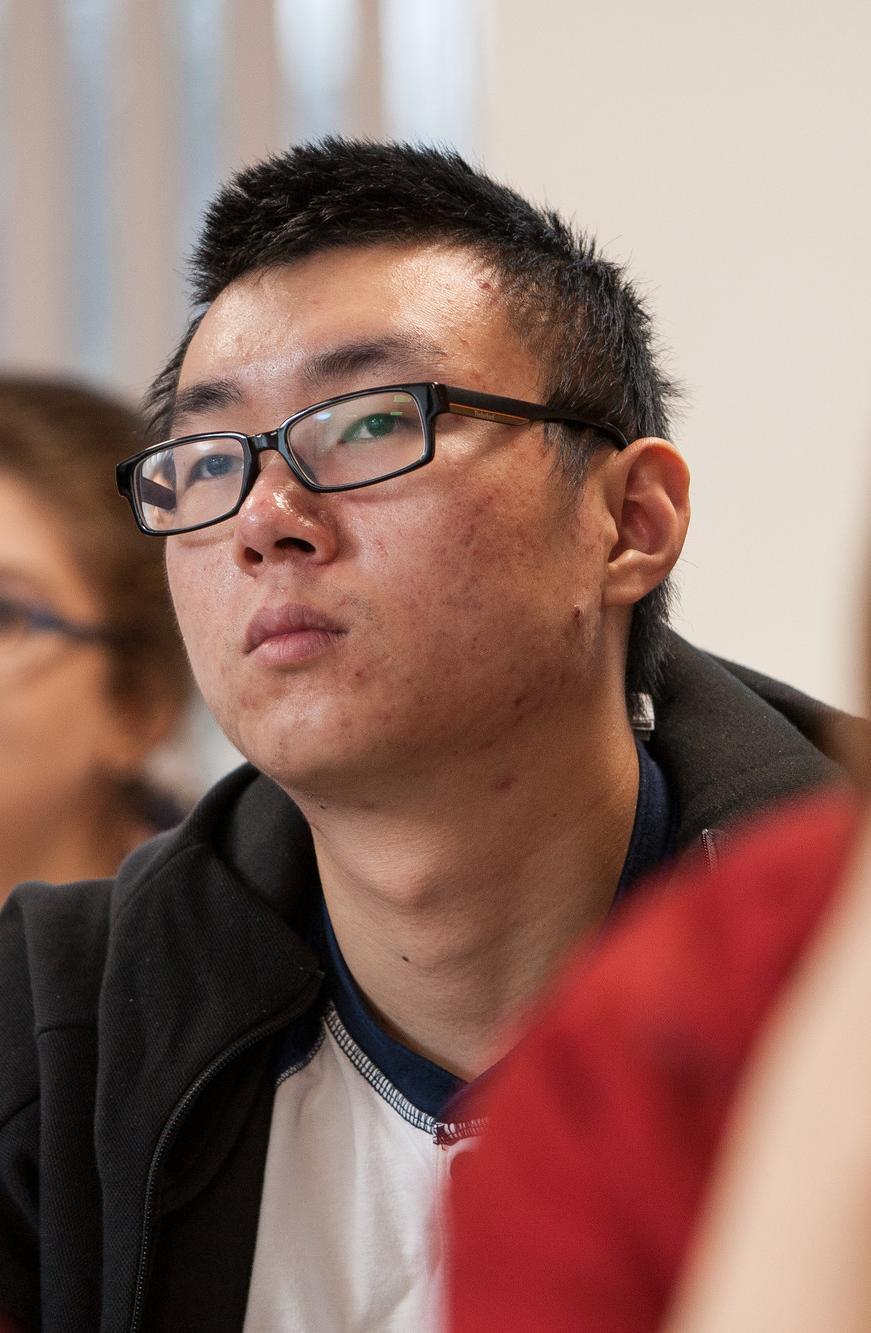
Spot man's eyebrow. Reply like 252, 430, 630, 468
170, 379, 245, 431
168, 336, 448, 433
297, 335, 449, 389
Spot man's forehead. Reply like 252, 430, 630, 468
171, 333, 450, 428
175, 244, 524, 418
204, 241, 499, 328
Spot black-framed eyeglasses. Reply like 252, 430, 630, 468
0, 595, 115, 676
116, 382, 630, 537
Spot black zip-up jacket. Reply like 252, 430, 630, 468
0, 634, 848, 1331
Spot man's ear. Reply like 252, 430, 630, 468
600, 438, 690, 608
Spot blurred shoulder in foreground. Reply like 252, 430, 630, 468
448, 788, 863, 1333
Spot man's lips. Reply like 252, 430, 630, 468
244, 603, 347, 654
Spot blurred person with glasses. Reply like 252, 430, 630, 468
0, 378, 191, 902
0, 142, 853, 1333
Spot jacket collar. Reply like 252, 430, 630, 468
653, 630, 842, 847
95, 768, 323, 1327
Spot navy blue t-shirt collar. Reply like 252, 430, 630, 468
313, 898, 464, 1120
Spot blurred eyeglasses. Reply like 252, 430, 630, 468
116, 382, 629, 536
0, 595, 114, 676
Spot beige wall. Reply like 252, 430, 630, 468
482, 0, 871, 712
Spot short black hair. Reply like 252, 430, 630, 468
146, 138, 680, 698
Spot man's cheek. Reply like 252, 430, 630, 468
175, 606, 231, 706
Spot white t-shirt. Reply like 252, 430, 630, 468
243, 909, 483, 1333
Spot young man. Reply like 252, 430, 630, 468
0, 141, 842, 1331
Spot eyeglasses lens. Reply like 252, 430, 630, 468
135, 436, 246, 533
288, 390, 425, 489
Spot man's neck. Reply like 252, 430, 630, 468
294, 714, 640, 1082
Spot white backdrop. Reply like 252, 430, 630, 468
0, 0, 480, 394
482, 0, 871, 714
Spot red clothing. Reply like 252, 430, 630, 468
449, 793, 860, 1333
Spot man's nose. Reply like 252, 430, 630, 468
232, 451, 340, 571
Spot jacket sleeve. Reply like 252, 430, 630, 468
0, 891, 41, 1331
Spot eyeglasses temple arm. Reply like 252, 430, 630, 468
440, 385, 629, 449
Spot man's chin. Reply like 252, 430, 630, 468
258, 745, 401, 816
241, 736, 367, 805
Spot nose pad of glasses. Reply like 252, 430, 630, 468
251, 430, 279, 454
250, 431, 290, 485
248, 436, 323, 526
253, 432, 318, 489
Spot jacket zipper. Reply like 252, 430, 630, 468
128, 975, 321, 1333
